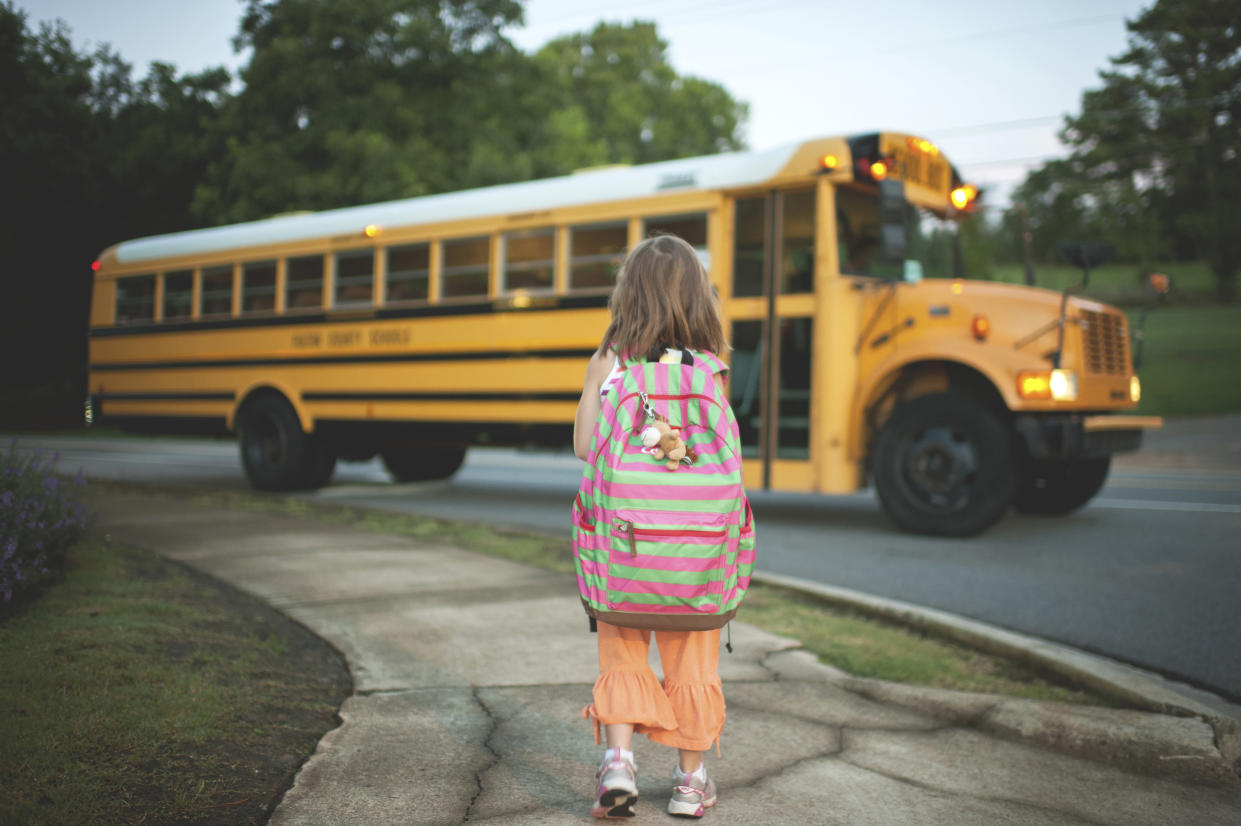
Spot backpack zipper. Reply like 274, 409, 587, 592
615, 521, 728, 557
617, 520, 637, 556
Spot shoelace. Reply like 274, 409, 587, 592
599, 759, 632, 778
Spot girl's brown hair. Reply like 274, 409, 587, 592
599, 234, 728, 359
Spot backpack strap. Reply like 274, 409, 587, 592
690, 350, 729, 378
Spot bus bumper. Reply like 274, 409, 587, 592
1014, 413, 1164, 461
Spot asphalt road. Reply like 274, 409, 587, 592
8, 428, 1240, 703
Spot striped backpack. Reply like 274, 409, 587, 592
572, 348, 756, 631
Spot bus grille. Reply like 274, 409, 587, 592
1080, 310, 1130, 375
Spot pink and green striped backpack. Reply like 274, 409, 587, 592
572, 348, 756, 631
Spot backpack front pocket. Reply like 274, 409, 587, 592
604, 517, 729, 614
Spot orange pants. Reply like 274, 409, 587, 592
582, 621, 725, 753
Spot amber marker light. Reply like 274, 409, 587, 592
1018, 371, 1052, 400
819, 154, 839, 170
363, 224, 381, 238
971, 314, 990, 341
951, 280, 965, 295
870, 161, 889, 180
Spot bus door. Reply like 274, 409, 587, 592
727, 189, 817, 491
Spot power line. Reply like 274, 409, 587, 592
930, 116, 1064, 139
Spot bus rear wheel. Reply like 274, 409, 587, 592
871, 392, 1016, 537
1014, 456, 1110, 515
238, 395, 333, 491
381, 445, 466, 482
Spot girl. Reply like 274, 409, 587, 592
573, 234, 731, 819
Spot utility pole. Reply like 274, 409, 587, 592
1016, 201, 1036, 286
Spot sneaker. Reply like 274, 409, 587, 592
591, 749, 638, 819
667, 769, 716, 818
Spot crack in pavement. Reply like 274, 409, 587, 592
463, 685, 503, 822
756, 646, 788, 681
835, 728, 1114, 826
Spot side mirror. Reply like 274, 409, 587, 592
877, 179, 907, 268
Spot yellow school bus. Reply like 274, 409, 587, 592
88, 131, 1161, 535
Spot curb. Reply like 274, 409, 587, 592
753, 570, 1241, 723
753, 570, 1241, 782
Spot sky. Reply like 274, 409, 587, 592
20, 0, 1155, 206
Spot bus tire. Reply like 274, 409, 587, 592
872, 392, 1016, 537
381, 445, 466, 482
238, 394, 316, 491
1014, 456, 1110, 515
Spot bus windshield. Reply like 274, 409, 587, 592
836, 184, 966, 280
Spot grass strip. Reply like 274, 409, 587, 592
0, 533, 350, 825
1125, 304, 1241, 417
92, 480, 1120, 709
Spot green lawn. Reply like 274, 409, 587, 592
1125, 304, 1241, 416
0, 535, 349, 825
989, 260, 1217, 304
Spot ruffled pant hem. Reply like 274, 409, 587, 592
583, 670, 725, 753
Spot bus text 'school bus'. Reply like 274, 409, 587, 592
88, 132, 1162, 536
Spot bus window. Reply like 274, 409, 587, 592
733, 197, 766, 298
569, 221, 626, 290
334, 249, 374, 306
115, 274, 155, 324
645, 213, 707, 258
779, 189, 815, 294
836, 186, 880, 275
242, 261, 277, 314
200, 266, 234, 317
287, 255, 324, 310
386, 243, 430, 303
503, 228, 554, 292
729, 320, 763, 458
777, 317, 813, 458
162, 270, 193, 320
442, 236, 490, 299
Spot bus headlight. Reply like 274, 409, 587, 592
1049, 369, 1078, 401
1018, 369, 1078, 401
1130, 375, 1141, 403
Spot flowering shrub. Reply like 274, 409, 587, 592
1, 440, 89, 608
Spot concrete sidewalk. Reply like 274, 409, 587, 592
92, 492, 1241, 825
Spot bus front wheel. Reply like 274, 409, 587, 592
871, 392, 1016, 537
1014, 457, 1110, 515
238, 395, 333, 491
381, 445, 466, 482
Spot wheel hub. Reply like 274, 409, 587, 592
902, 426, 977, 509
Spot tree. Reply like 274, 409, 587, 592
0, 2, 231, 419
1032, 0, 1241, 299
194, 0, 526, 222
530, 22, 747, 173
196, 7, 750, 222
